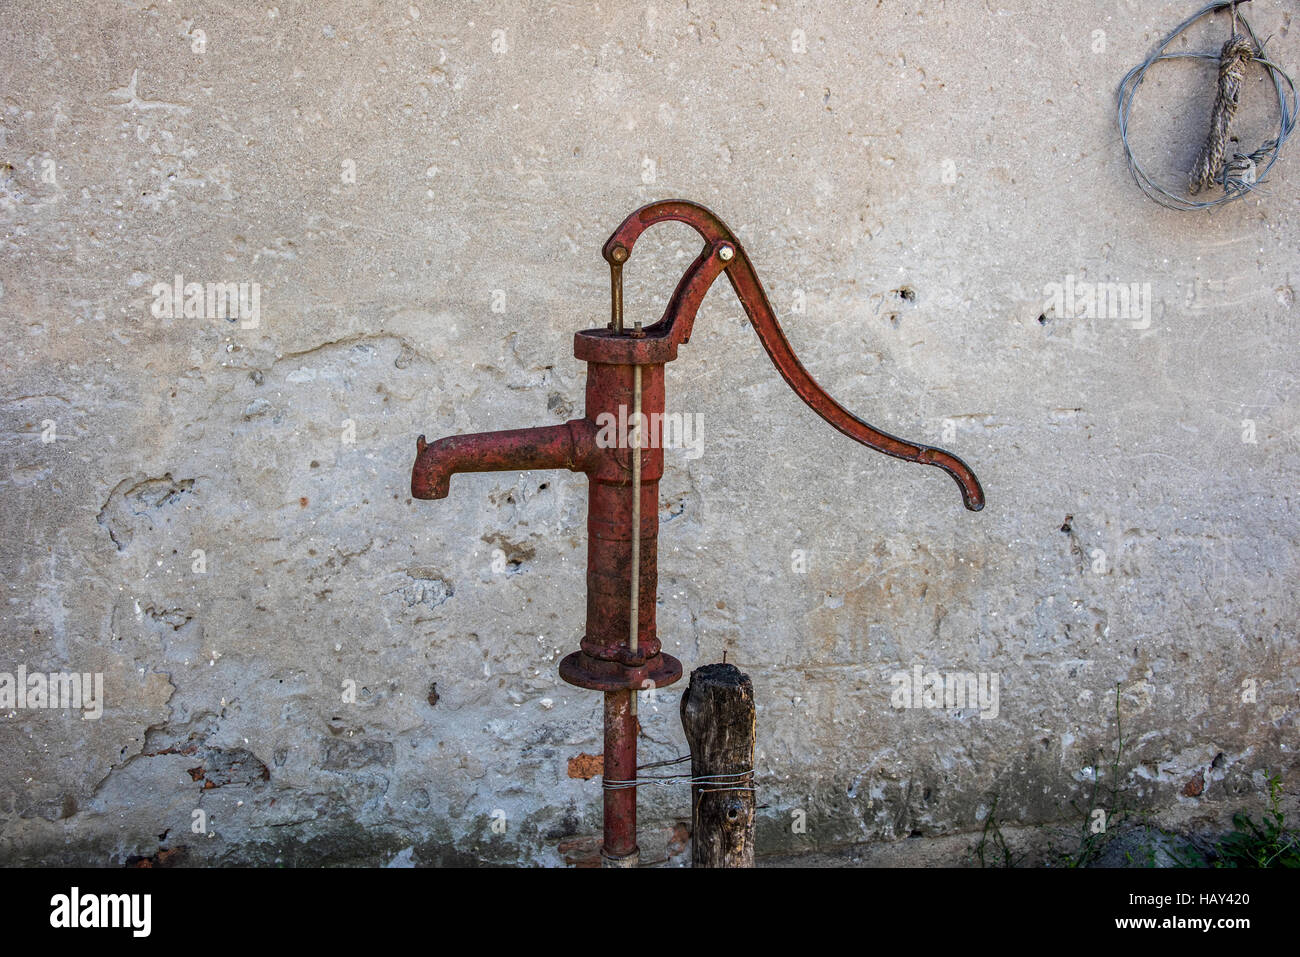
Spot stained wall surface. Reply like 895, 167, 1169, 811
1, 0, 1296, 865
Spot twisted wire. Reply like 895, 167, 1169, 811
599, 754, 755, 791
602, 769, 755, 791
1118, 1, 1296, 210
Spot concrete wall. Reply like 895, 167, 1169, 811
1, 0, 1296, 866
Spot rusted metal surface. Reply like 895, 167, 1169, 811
409, 199, 985, 865
601, 690, 639, 863
603, 200, 985, 510
412, 422, 593, 500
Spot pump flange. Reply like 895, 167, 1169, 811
558, 649, 683, 693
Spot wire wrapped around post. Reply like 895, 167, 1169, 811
680, 662, 757, 868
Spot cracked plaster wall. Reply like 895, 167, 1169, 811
0, 1, 1297, 865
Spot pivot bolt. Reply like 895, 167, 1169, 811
718, 244, 735, 262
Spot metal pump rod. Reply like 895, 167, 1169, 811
629, 354, 642, 719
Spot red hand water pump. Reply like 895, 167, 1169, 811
411, 200, 984, 865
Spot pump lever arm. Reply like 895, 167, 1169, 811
604, 200, 984, 511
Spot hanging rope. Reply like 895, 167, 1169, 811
1118, 1, 1296, 210
1188, 31, 1256, 193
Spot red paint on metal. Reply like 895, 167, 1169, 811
412, 421, 594, 500
409, 200, 985, 863
604, 200, 985, 510
602, 690, 639, 861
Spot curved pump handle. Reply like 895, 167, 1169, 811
603, 200, 984, 511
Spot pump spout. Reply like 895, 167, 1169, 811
411, 421, 594, 500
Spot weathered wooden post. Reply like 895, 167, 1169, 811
680, 662, 756, 867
